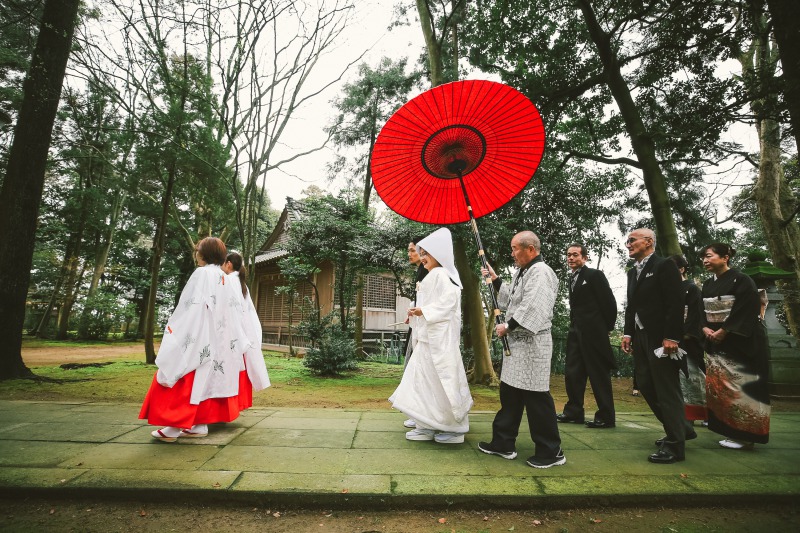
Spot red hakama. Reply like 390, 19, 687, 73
139, 357, 253, 429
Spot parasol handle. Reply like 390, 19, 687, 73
453, 166, 511, 357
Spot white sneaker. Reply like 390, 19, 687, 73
719, 439, 754, 450
403, 418, 416, 428
405, 428, 435, 441
434, 432, 464, 444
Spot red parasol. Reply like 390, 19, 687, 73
370, 80, 546, 356
370, 79, 545, 225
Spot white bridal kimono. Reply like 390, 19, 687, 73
389, 266, 473, 432
155, 264, 248, 404
227, 271, 270, 391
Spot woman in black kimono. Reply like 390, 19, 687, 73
668, 255, 706, 423
700, 243, 770, 450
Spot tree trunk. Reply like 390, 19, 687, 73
753, 117, 800, 338
0, 0, 80, 380
143, 9, 192, 364
454, 238, 497, 385
87, 190, 126, 297
766, 0, 800, 153
286, 292, 296, 357
32, 279, 61, 338
135, 286, 148, 340
363, 96, 378, 207
354, 280, 364, 357
33, 239, 76, 337
416, 0, 444, 87
740, 1, 800, 340
415, 0, 496, 383
56, 253, 82, 339
576, 0, 681, 255
144, 166, 178, 364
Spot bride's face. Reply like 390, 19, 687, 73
419, 248, 441, 271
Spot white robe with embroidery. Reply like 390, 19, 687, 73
227, 271, 270, 391
155, 264, 247, 404
389, 267, 473, 432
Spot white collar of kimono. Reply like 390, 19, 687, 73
416, 228, 462, 289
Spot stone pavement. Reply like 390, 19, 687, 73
0, 399, 797, 509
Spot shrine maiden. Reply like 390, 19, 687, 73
140, 237, 252, 441
222, 251, 270, 410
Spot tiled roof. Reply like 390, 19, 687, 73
254, 249, 289, 264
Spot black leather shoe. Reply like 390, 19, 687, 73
648, 449, 685, 464
655, 430, 697, 446
556, 413, 585, 424
585, 420, 615, 429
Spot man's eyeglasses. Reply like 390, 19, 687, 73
625, 237, 650, 245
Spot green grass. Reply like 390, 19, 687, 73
1, 350, 505, 410
12, 341, 795, 413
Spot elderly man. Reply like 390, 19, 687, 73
478, 231, 565, 469
557, 243, 618, 428
621, 228, 688, 464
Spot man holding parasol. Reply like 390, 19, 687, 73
477, 231, 566, 468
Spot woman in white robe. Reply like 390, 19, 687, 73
140, 237, 249, 442
389, 228, 473, 444
223, 252, 270, 408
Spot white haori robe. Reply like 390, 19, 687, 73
155, 264, 247, 404
497, 260, 559, 392
227, 271, 271, 391
389, 267, 473, 433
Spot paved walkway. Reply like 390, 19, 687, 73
0, 400, 797, 509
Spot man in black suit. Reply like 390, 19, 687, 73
621, 228, 686, 464
557, 244, 618, 428
401, 237, 427, 430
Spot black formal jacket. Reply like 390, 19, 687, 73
624, 254, 684, 344
569, 267, 617, 330
569, 266, 618, 367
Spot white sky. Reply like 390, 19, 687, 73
269, 1, 423, 206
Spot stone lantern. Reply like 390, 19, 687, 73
741, 251, 799, 398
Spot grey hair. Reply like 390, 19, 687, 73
632, 228, 657, 249
643, 228, 656, 248
516, 231, 541, 252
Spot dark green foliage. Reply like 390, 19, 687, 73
76, 291, 122, 340
0, 0, 43, 167
462, 0, 743, 256
283, 193, 375, 331
301, 312, 358, 376
326, 56, 421, 206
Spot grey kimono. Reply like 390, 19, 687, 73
498, 261, 559, 391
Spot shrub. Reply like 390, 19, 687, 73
303, 323, 358, 376
76, 292, 120, 340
